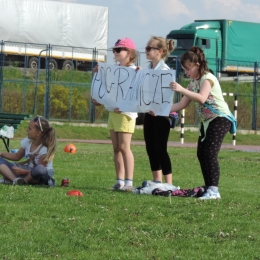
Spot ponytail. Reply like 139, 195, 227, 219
41, 126, 57, 162
149, 36, 175, 60
180, 47, 209, 78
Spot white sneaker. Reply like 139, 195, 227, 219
198, 189, 221, 200
111, 183, 124, 190
0, 178, 12, 184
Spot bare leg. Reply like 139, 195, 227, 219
164, 173, 172, 185
110, 130, 124, 180
0, 165, 37, 184
118, 132, 134, 181
152, 170, 162, 182
23, 172, 38, 184
152, 171, 172, 184
0, 165, 18, 181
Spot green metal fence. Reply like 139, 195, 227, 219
0, 41, 259, 129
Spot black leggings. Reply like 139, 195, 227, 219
143, 113, 172, 175
197, 117, 231, 186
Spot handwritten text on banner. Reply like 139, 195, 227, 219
91, 63, 176, 116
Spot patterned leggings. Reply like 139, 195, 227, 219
197, 117, 231, 186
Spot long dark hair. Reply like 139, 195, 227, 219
180, 47, 209, 78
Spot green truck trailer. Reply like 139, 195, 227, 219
166, 19, 260, 77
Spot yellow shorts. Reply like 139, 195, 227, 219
107, 112, 136, 133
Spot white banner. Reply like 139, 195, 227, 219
91, 63, 176, 116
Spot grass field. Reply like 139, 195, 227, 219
0, 124, 260, 259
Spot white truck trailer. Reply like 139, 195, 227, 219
0, 0, 108, 70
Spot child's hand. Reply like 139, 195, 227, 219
170, 81, 184, 93
136, 66, 142, 71
12, 166, 27, 175
114, 108, 121, 114
92, 99, 101, 106
148, 111, 156, 116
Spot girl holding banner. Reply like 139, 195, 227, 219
142, 36, 175, 186
169, 47, 231, 200
92, 38, 138, 191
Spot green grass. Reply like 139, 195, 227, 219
3, 67, 92, 84
0, 142, 260, 259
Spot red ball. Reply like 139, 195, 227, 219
64, 144, 76, 154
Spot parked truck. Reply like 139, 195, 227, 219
0, 0, 108, 70
166, 19, 260, 77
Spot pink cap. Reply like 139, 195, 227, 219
111, 38, 136, 50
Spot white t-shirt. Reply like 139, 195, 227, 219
147, 59, 170, 71
21, 138, 53, 170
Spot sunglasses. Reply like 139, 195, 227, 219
145, 46, 160, 52
112, 48, 128, 53
33, 115, 43, 132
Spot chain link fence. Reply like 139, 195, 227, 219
0, 41, 259, 129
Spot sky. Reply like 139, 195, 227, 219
45, 0, 260, 51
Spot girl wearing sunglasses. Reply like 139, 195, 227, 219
141, 36, 175, 186
0, 116, 57, 185
92, 38, 138, 191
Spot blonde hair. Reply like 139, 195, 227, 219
148, 36, 174, 60
126, 49, 137, 66
33, 116, 57, 162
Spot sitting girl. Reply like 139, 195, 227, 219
0, 116, 57, 185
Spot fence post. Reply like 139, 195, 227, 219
180, 109, 185, 144
33, 55, 41, 115
222, 92, 238, 145
0, 41, 5, 113
33, 46, 48, 115
136, 50, 140, 66
21, 43, 28, 114
175, 58, 186, 144
68, 46, 74, 122
216, 58, 221, 80
252, 62, 258, 130
44, 44, 51, 119
90, 48, 97, 123
233, 94, 238, 146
